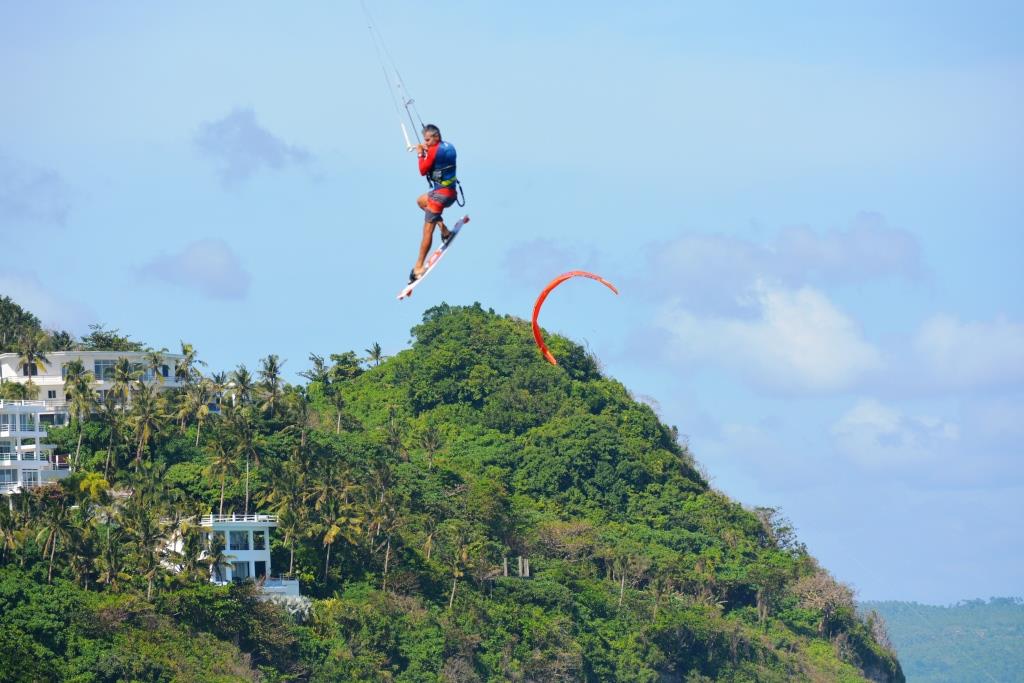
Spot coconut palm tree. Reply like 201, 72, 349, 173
122, 492, 171, 600
259, 460, 305, 577
0, 503, 20, 564
205, 530, 229, 583
16, 330, 50, 379
228, 407, 260, 515
306, 460, 362, 579
144, 348, 168, 384
298, 353, 329, 384
181, 381, 213, 446
258, 354, 285, 419
280, 387, 315, 453
35, 491, 73, 583
230, 364, 255, 406
130, 382, 166, 466
204, 440, 238, 516
175, 341, 205, 385
97, 392, 123, 478
63, 360, 98, 468
364, 342, 386, 367
110, 357, 140, 409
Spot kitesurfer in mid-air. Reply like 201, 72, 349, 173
410, 124, 457, 282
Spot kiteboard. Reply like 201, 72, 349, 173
397, 215, 470, 300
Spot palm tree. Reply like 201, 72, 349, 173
35, 492, 73, 583
364, 342, 386, 367
259, 461, 305, 577
94, 523, 128, 590
175, 341, 205, 385
258, 354, 285, 418
130, 382, 166, 466
205, 530, 229, 583
419, 423, 444, 470
319, 499, 363, 580
97, 392, 123, 478
122, 495, 171, 600
281, 388, 314, 452
16, 330, 50, 378
110, 357, 140, 409
144, 348, 168, 384
298, 353, 329, 384
63, 360, 98, 468
204, 441, 238, 516
230, 364, 255, 405
0, 503, 20, 564
277, 507, 304, 578
228, 407, 260, 515
185, 381, 213, 446
306, 460, 362, 579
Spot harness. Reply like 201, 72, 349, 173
425, 141, 465, 206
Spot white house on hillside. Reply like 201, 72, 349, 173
202, 513, 300, 596
0, 400, 70, 495
0, 350, 184, 419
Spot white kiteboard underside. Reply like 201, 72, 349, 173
397, 215, 470, 300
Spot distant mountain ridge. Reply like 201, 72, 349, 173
860, 598, 1024, 683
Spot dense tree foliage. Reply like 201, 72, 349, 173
0, 300, 903, 681
861, 598, 1024, 683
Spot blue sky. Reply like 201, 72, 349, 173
1, 1, 1021, 604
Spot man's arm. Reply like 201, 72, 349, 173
418, 144, 438, 176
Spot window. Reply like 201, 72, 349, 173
253, 530, 266, 550
231, 561, 251, 581
22, 364, 38, 377
47, 390, 57, 399
161, 364, 170, 378
94, 360, 116, 381
0, 415, 11, 429
19, 415, 33, 431
254, 561, 267, 579
0, 442, 12, 456
0, 469, 15, 484
229, 531, 249, 550
22, 471, 39, 487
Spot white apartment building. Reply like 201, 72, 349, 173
0, 350, 184, 417
203, 513, 300, 596
0, 400, 69, 495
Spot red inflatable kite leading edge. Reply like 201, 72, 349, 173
531, 271, 619, 365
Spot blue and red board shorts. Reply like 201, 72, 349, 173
424, 187, 456, 222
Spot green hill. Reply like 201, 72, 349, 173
0, 301, 903, 681
860, 598, 1024, 683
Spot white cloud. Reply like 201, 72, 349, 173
0, 271, 94, 332
831, 399, 959, 468
195, 107, 311, 187
913, 314, 1024, 390
658, 281, 881, 393
136, 239, 250, 300
643, 213, 921, 315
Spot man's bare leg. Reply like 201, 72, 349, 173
413, 194, 452, 279
413, 220, 437, 277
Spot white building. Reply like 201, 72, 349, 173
0, 400, 69, 495
203, 513, 301, 596
0, 350, 184, 416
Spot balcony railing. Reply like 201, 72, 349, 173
201, 513, 279, 526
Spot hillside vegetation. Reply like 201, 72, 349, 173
0, 301, 903, 681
